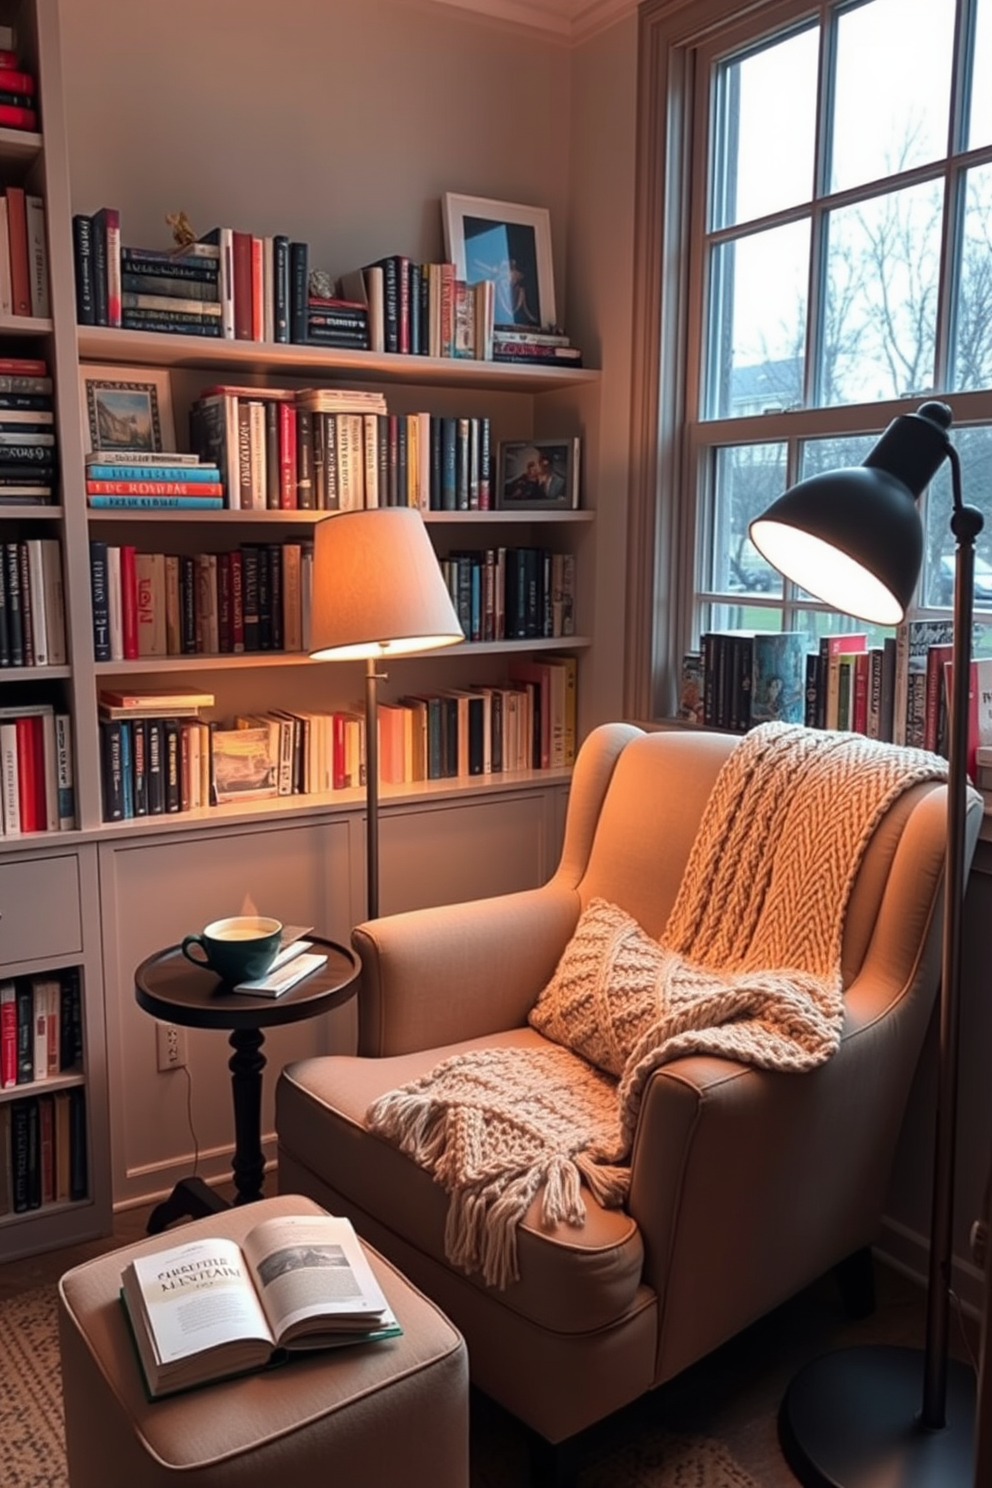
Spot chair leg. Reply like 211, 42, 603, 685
530, 1430, 580, 1488
833, 1245, 876, 1319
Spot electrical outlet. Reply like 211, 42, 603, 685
156, 1021, 187, 1072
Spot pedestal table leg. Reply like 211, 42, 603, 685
228, 1026, 267, 1205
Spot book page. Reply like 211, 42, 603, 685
241, 1213, 391, 1347
125, 1235, 274, 1365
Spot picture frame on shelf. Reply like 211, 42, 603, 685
79, 364, 177, 454
442, 193, 556, 331
496, 437, 580, 511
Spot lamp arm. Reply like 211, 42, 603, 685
922, 440, 984, 1428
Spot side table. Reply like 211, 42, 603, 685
134, 935, 359, 1233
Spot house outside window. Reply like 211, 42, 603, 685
632, 0, 992, 719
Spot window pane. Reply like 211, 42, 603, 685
704, 445, 786, 596
921, 424, 992, 607
792, 610, 894, 652
818, 180, 942, 406
949, 162, 992, 391
710, 25, 818, 230
831, 0, 955, 194
705, 222, 808, 418
969, 0, 992, 149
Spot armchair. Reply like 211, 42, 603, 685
275, 723, 980, 1454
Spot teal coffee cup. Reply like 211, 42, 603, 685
181, 915, 283, 984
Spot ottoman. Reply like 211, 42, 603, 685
57, 1194, 469, 1488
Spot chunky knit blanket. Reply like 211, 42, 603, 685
366, 723, 949, 1287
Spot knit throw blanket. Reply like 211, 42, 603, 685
366, 723, 948, 1287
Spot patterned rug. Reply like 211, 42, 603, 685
0, 1285, 760, 1488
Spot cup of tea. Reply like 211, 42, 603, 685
181, 915, 283, 984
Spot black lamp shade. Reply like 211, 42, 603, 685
749, 403, 953, 625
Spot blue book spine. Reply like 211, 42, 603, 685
85, 464, 221, 481
89, 539, 111, 660
119, 720, 134, 819
289, 241, 309, 344
273, 235, 290, 343
86, 495, 224, 509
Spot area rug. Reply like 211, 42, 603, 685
0, 1284, 760, 1488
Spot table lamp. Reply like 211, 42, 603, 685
749, 399, 983, 1486
309, 507, 463, 920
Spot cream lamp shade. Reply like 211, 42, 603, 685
309, 507, 463, 660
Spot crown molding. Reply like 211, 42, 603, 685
422, 0, 638, 44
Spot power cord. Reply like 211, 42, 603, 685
179, 1064, 200, 1176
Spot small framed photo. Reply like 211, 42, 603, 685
443, 193, 556, 331
496, 437, 580, 511
79, 364, 177, 454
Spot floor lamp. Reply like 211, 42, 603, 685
308, 507, 463, 920
749, 400, 982, 1487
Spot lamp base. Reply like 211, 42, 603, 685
779, 1345, 975, 1487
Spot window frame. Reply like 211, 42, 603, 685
629, 0, 992, 721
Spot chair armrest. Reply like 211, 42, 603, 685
626, 960, 937, 1384
352, 884, 579, 1056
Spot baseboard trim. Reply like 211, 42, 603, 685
876, 1215, 984, 1321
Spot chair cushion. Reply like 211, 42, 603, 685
528, 898, 669, 1076
276, 1027, 645, 1336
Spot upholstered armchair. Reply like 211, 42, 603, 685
275, 722, 981, 1461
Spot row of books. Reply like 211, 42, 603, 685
0, 704, 74, 834
1, 535, 66, 667
0, 356, 56, 501
190, 384, 496, 514
441, 546, 575, 643
68, 212, 583, 364
0, 1088, 88, 1216
0, 187, 48, 318
682, 619, 975, 759
85, 450, 221, 509
89, 539, 315, 661
0, 968, 83, 1089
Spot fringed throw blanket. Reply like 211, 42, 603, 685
367, 723, 948, 1287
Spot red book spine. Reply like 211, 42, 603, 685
0, 52, 20, 70
5, 186, 31, 315
0, 103, 36, 131
15, 714, 39, 829
216, 551, 232, 652
232, 231, 253, 341
395, 255, 411, 355
0, 356, 45, 374
332, 712, 347, 790
852, 651, 870, 735
229, 549, 245, 652
279, 403, 297, 508
251, 236, 264, 341
120, 544, 139, 660
0, 991, 17, 1087
0, 70, 35, 95
86, 481, 224, 496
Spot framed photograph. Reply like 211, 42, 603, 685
79, 364, 177, 454
443, 193, 556, 331
496, 437, 580, 511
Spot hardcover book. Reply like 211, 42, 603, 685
120, 1210, 400, 1399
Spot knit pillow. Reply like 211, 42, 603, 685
528, 898, 674, 1077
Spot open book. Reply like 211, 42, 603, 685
120, 1211, 400, 1398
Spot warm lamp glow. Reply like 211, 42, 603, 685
748, 518, 906, 625
309, 507, 463, 662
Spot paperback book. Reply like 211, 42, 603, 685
120, 1210, 400, 1398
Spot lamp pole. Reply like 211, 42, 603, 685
923, 440, 983, 1426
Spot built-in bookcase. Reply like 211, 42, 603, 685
0, 0, 599, 1256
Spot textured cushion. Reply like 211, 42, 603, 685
528, 898, 668, 1077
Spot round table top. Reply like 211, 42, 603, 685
133, 935, 360, 1031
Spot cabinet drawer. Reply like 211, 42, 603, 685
0, 853, 83, 966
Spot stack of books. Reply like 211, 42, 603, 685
0, 35, 37, 132
85, 452, 223, 510
491, 327, 582, 367
72, 209, 225, 334
305, 291, 369, 349
0, 356, 55, 500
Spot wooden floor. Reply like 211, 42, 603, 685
0, 1193, 983, 1488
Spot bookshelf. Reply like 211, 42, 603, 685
0, 0, 599, 1252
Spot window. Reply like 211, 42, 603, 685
637, 0, 992, 717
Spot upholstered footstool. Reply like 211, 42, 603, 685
57, 1194, 469, 1488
